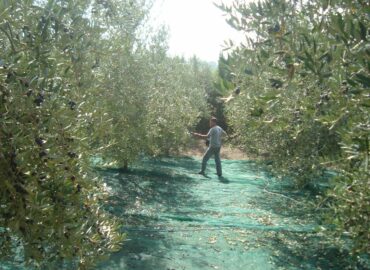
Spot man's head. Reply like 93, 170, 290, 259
209, 117, 217, 127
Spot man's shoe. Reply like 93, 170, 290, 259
217, 174, 222, 177
198, 171, 205, 175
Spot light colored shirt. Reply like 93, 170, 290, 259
207, 125, 226, 148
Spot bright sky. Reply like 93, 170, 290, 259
150, 0, 245, 63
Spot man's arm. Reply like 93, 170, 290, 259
191, 132, 208, 139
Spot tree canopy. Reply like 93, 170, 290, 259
218, 0, 369, 255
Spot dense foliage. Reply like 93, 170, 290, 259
218, 0, 369, 254
0, 0, 208, 268
90, 7, 208, 166
0, 1, 125, 268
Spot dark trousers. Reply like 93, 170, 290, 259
201, 146, 222, 176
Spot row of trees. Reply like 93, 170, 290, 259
219, 0, 369, 254
0, 0, 211, 268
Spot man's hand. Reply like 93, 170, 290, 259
191, 132, 208, 139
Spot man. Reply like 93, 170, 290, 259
191, 117, 227, 177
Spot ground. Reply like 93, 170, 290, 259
95, 156, 363, 270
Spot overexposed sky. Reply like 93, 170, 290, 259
150, 0, 245, 62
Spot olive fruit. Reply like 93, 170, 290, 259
68, 100, 77, 110
234, 86, 241, 95
39, 150, 47, 158
34, 93, 44, 106
35, 137, 44, 146
67, 152, 77, 158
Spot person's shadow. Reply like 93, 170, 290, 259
218, 176, 230, 184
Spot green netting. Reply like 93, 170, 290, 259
94, 157, 368, 270
2, 157, 368, 269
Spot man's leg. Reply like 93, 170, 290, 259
200, 147, 214, 174
214, 147, 222, 176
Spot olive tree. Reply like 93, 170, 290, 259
0, 0, 138, 268
219, 0, 369, 254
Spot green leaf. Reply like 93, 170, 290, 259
250, 107, 264, 117
358, 21, 367, 41
259, 94, 277, 101
336, 13, 345, 34
322, 0, 329, 10
302, 34, 311, 46
354, 73, 370, 88
321, 72, 332, 78
346, 78, 358, 87
260, 49, 269, 59
360, 100, 370, 107
304, 50, 314, 64
319, 52, 332, 63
